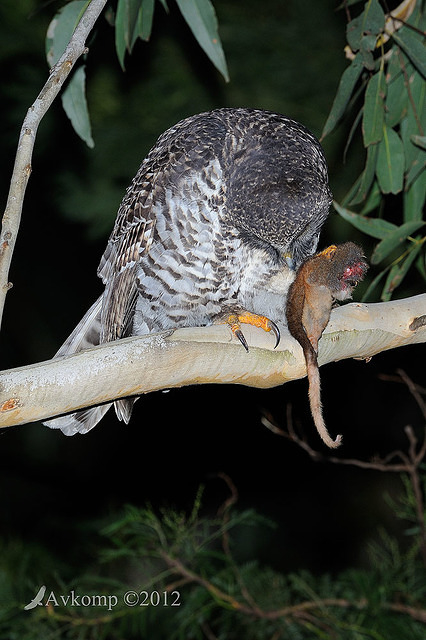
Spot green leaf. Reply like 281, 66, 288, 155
385, 51, 409, 128
115, 0, 143, 69
346, 0, 385, 52
405, 150, 425, 189
346, 13, 364, 51
364, 0, 386, 34
333, 201, 397, 239
345, 143, 378, 205
376, 126, 404, 194
381, 242, 424, 299
392, 29, 426, 79
371, 220, 425, 264
359, 34, 375, 70
381, 263, 401, 300
137, 0, 155, 41
361, 265, 387, 301
411, 135, 426, 150
362, 66, 386, 146
416, 248, 426, 280
404, 170, 426, 221
46, 0, 89, 67
400, 71, 425, 174
45, 1, 94, 147
61, 65, 94, 148
175, 0, 229, 82
360, 180, 381, 215
321, 54, 363, 139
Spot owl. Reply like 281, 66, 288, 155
45, 108, 332, 435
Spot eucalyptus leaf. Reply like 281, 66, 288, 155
416, 249, 426, 280
333, 201, 397, 239
346, 0, 385, 52
46, 0, 89, 67
411, 135, 426, 150
363, 0, 385, 35
361, 265, 387, 301
371, 220, 425, 264
343, 106, 363, 163
360, 32, 377, 53
345, 143, 378, 206
115, 0, 143, 69
360, 180, 381, 214
400, 71, 425, 173
382, 242, 423, 299
392, 29, 426, 79
321, 54, 363, 139
61, 65, 94, 148
405, 149, 425, 189
45, 1, 93, 146
404, 171, 426, 221
376, 126, 404, 194
346, 11, 364, 52
385, 51, 408, 127
138, 0, 155, 41
381, 263, 401, 301
175, 0, 229, 82
359, 45, 375, 71
362, 66, 385, 146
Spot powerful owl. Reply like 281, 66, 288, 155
46, 108, 332, 435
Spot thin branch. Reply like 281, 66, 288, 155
262, 402, 423, 473
216, 473, 262, 615
0, 0, 107, 328
0, 294, 425, 429
263, 369, 426, 564
161, 550, 426, 624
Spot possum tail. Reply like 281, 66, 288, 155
306, 350, 342, 449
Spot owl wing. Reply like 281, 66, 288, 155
96, 112, 227, 343
96, 157, 158, 343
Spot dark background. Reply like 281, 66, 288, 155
0, 0, 424, 585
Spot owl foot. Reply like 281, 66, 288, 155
217, 311, 280, 352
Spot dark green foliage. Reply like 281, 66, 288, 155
47, 0, 228, 148
45, 0, 425, 301
114, 0, 228, 79
322, 0, 425, 301
1, 466, 425, 639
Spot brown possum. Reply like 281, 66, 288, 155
285, 243, 368, 448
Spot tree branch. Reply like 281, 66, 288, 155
0, 0, 107, 329
0, 294, 425, 429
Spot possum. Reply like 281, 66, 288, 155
285, 242, 368, 448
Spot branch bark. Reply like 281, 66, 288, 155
0, 294, 425, 429
0, 0, 107, 328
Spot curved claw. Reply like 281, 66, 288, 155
215, 310, 280, 351
233, 327, 249, 352
268, 319, 281, 349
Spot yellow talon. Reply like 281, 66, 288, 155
217, 311, 280, 351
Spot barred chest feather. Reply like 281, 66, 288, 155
131, 158, 294, 335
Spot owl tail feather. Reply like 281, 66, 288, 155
43, 297, 135, 436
